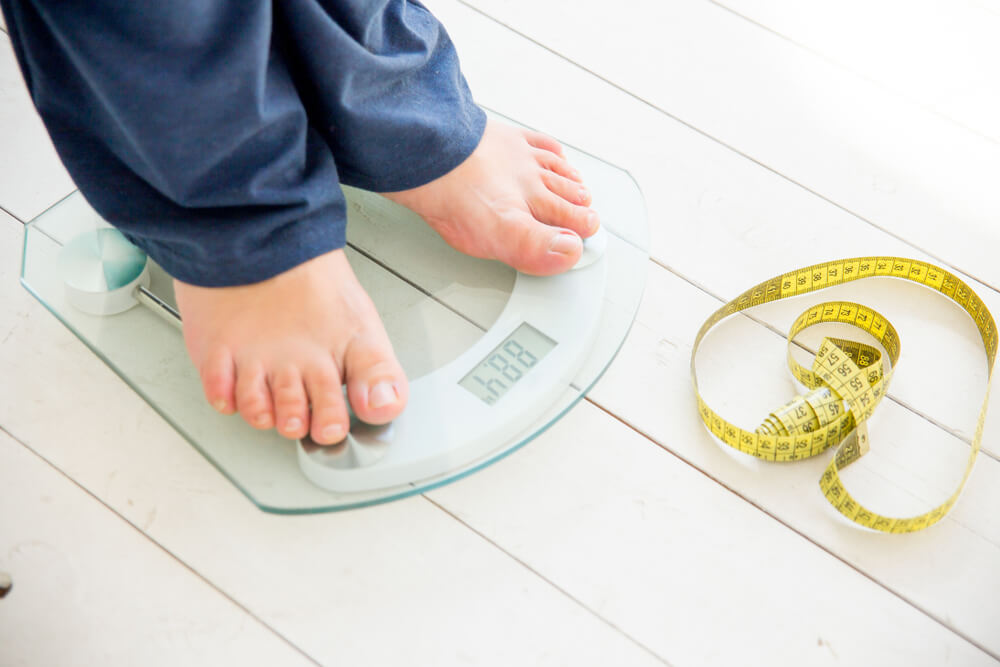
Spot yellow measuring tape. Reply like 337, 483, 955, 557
691, 257, 996, 533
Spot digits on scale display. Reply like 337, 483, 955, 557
458, 323, 557, 405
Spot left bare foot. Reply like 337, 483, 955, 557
383, 120, 599, 276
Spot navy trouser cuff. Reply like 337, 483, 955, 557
340, 105, 487, 193
131, 206, 347, 288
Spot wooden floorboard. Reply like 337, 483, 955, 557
710, 0, 1000, 143
453, 0, 1000, 296
0, 428, 316, 667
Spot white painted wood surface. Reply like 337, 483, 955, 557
456, 0, 1000, 295
711, 0, 1000, 142
428, 3, 1000, 658
0, 33, 75, 221
2, 1, 998, 665
0, 428, 314, 667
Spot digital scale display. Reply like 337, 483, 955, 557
458, 323, 557, 405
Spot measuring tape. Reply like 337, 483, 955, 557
691, 257, 996, 533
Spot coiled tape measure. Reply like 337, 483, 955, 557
691, 257, 996, 533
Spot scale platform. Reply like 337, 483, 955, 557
20, 128, 648, 513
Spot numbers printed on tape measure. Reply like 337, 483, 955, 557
691, 257, 996, 534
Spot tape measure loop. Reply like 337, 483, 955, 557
692, 257, 996, 533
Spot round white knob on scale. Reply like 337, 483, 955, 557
571, 224, 608, 271
59, 228, 150, 315
299, 411, 393, 471
59, 229, 183, 328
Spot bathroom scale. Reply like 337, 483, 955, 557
20, 124, 649, 513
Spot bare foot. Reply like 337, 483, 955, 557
174, 249, 408, 445
383, 120, 599, 276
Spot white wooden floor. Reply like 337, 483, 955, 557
2, 2, 999, 665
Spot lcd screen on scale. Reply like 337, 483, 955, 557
458, 323, 557, 405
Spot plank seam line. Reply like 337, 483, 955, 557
705, 0, 1000, 149
0, 423, 324, 667
347, 242, 487, 331
8, 188, 76, 227
453, 0, 1000, 298
969, 0, 1000, 18
0, 203, 23, 224
582, 401, 1000, 662
422, 494, 675, 667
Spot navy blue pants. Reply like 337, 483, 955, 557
1, 1, 485, 286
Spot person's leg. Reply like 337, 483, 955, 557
1, 0, 408, 442
279, 0, 600, 276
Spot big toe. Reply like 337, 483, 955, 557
488, 210, 582, 276
344, 332, 409, 426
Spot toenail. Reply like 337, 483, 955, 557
548, 232, 582, 256
213, 399, 228, 413
322, 424, 346, 442
578, 186, 589, 203
369, 381, 398, 409
587, 210, 600, 234
254, 413, 271, 428
285, 417, 302, 432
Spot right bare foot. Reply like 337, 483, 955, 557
174, 249, 408, 445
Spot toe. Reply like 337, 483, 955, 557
528, 187, 600, 239
306, 362, 349, 445
344, 334, 408, 426
523, 130, 564, 157
540, 169, 593, 208
200, 346, 236, 414
534, 149, 582, 183
235, 361, 273, 429
271, 365, 310, 439
493, 210, 583, 276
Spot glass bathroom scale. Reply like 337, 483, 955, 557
20, 131, 649, 513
